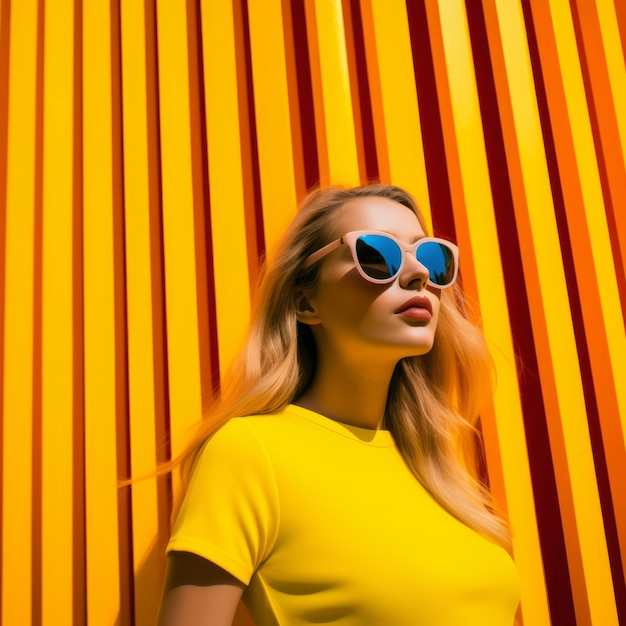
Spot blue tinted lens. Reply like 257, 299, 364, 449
416, 241, 455, 286
355, 235, 402, 279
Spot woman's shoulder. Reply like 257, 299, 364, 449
194, 409, 292, 467
209, 410, 286, 442
188, 415, 282, 491
209, 406, 305, 443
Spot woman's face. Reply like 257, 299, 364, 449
302, 196, 443, 370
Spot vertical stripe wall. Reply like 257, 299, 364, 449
0, 0, 623, 624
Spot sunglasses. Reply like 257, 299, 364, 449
301, 230, 459, 288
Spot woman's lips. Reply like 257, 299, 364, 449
394, 296, 433, 320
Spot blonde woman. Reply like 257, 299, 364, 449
158, 185, 520, 625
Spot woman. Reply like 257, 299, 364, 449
158, 184, 520, 625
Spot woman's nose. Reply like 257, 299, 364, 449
399, 251, 430, 290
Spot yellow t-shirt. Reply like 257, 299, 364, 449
167, 405, 520, 625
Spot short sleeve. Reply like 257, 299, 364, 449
166, 418, 280, 584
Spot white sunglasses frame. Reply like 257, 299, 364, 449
301, 230, 459, 288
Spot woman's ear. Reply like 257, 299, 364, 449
294, 288, 321, 325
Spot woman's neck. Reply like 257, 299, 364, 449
295, 356, 395, 430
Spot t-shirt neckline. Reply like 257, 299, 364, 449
284, 404, 395, 447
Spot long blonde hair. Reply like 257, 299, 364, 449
169, 184, 509, 548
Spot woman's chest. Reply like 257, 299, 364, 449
249, 441, 520, 625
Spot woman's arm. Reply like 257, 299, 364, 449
158, 551, 246, 626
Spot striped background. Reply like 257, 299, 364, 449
1, 0, 624, 624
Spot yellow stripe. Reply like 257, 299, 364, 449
199, 0, 251, 374
41, 1, 76, 622
82, 1, 122, 623
120, 1, 165, 622
1, 1, 38, 622
155, 0, 205, 466
305, 0, 360, 186
247, 0, 298, 249
424, 1, 551, 623
359, 0, 432, 230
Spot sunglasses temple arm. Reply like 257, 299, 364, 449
301, 238, 344, 270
